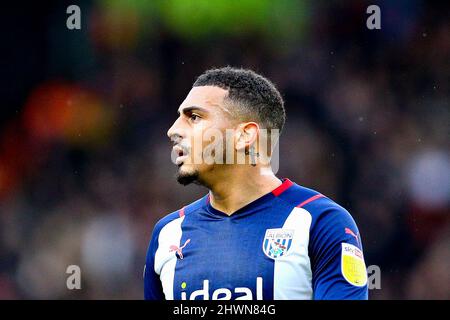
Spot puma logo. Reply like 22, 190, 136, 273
345, 227, 359, 245
169, 239, 191, 259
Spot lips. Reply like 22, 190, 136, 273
172, 145, 189, 166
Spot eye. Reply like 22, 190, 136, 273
189, 113, 200, 122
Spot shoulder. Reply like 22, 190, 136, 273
277, 182, 360, 248
151, 194, 208, 237
302, 195, 357, 233
278, 182, 357, 230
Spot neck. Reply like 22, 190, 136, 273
206, 166, 282, 215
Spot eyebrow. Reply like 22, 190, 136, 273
177, 106, 209, 115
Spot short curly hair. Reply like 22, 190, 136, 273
193, 67, 286, 133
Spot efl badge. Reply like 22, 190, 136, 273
262, 228, 294, 259
341, 243, 367, 287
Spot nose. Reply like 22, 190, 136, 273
167, 117, 183, 142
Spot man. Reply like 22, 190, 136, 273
144, 67, 368, 300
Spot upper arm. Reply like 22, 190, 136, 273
309, 206, 368, 300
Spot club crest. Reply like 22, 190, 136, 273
262, 228, 294, 259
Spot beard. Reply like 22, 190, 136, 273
176, 167, 201, 186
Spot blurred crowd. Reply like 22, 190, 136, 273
0, 0, 448, 299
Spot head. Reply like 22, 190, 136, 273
167, 67, 285, 186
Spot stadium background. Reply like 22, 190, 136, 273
0, 0, 448, 299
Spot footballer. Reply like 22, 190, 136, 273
144, 67, 368, 300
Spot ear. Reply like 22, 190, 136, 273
235, 122, 259, 152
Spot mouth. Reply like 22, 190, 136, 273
173, 145, 189, 166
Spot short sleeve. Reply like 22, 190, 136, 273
309, 206, 368, 300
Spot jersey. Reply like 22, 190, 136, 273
144, 178, 368, 300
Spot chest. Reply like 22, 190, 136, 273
157, 208, 313, 300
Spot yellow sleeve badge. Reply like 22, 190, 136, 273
341, 243, 367, 287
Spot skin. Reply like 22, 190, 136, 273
167, 86, 281, 216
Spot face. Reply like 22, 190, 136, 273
167, 86, 235, 185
